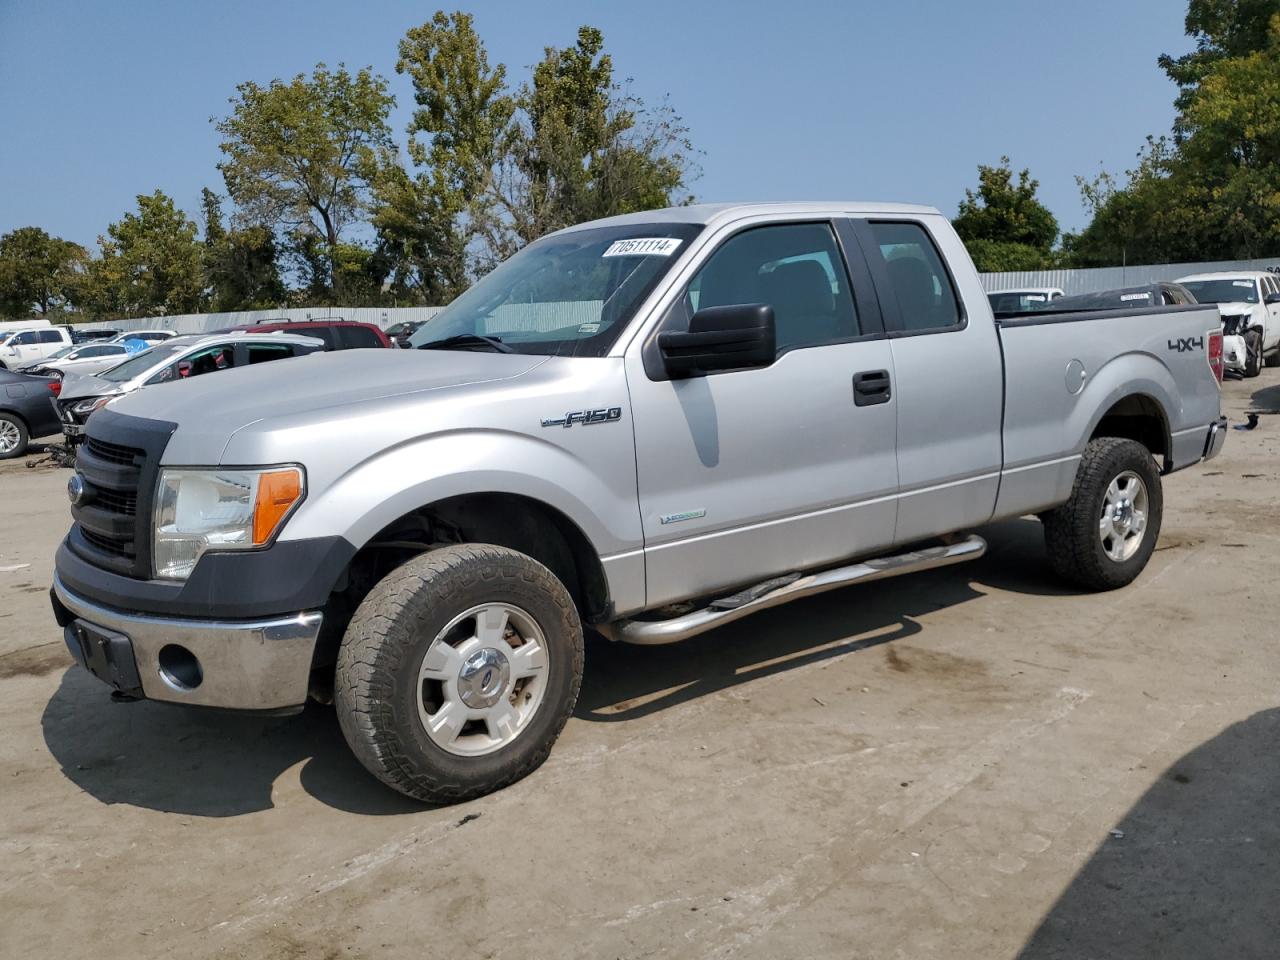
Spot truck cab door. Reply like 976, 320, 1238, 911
625, 219, 899, 609
850, 218, 1004, 544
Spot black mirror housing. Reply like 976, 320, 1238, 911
658, 303, 776, 376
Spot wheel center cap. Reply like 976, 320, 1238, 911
457, 647, 510, 708
1114, 499, 1133, 531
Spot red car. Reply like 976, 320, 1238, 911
218, 319, 392, 351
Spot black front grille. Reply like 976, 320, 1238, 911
80, 527, 132, 558
95, 487, 137, 516
85, 436, 143, 466
68, 410, 176, 579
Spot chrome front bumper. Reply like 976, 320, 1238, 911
52, 573, 322, 711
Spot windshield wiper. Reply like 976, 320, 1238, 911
417, 334, 513, 354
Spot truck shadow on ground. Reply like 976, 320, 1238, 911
1019, 707, 1280, 959
41, 517, 1068, 817
576, 516, 1072, 721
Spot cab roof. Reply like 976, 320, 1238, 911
557, 201, 942, 234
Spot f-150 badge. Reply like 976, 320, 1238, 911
541, 407, 623, 428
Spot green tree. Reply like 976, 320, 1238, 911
952, 157, 1059, 271
491, 25, 696, 259
374, 16, 698, 284
0, 227, 87, 318
82, 191, 204, 318
201, 188, 286, 310
373, 11, 514, 303
214, 63, 395, 300
1069, 7, 1280, 265
1159, 0, 1280, 117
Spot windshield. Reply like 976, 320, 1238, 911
408, 223, 703, 357
1181, 279, 1259, 304
385, 322, 419, 336
98, 343, 180, 381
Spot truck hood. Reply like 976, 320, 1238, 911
1215, 301, 1258, 316
103, 349, 548, 452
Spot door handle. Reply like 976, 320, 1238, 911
853, 370, 891, 406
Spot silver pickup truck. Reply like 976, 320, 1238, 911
51, 202, 1227, 803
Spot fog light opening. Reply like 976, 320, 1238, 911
157, 644, 203, 691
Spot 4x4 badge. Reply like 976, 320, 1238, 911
541, 407, 623, 428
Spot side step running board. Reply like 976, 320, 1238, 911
598, 535, 987, 646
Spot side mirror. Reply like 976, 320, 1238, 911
658, 304, 776, 376
1265, 292, 1280, 305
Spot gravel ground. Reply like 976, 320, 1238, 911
1, 372, 1277, 959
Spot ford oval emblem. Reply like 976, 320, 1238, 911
67, 474, 87, 507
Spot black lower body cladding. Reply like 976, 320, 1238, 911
54, 535, 357, 620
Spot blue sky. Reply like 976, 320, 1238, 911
0, 0, 1190, 249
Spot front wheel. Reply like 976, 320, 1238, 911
335, 544, 583, 804
1245, 330, 1264, 377
1042, 437, 1163, 591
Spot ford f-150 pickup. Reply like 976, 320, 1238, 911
50, 202, 1228, 803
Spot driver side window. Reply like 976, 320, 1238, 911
685, 223, 859, 352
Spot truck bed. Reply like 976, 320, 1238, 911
992, 304, 1223, 520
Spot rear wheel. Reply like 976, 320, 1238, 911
0, 414, 29, 460
1042, 437, 1162, 591
335, 544, 583, 804
1245, 330, 1263, 377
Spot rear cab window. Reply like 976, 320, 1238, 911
865, 221, 963, 333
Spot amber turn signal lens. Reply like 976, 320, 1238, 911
252, 469, 302, 545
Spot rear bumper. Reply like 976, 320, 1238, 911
1202, 416, 1228, 463
51, 573, 322, 711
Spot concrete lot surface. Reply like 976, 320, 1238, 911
2, 374, 1278, 959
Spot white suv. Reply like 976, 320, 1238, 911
0, 326, 71, 368
1178, 272, 1280, 378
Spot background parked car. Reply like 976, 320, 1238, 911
384, 319, 426, 347
54, 331, 325, 449
0, 326, 71, 368
70, 327, 121, 344
217, 318, 392, 350
1041, 282, 1198, 311
16, 341, 134, 379
107, 329, 176, 346
1177, 271, 1280, 377
0, 368, 62, 459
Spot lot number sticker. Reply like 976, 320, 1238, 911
602, 238, 683, 257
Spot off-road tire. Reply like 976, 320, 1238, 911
335, 543, 583, 804
1042, 437, 1163, 591
1245, 330, 1263, 377
0, 413, 29, 460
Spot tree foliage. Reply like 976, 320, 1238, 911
0, 227, 87, 318
372, 11, 514, 303
1070, 2, 1280, 265
378, 15, 698, 290
952, 157, 1058, 271
487, 26, 696, 262
214, 63, 395, 299
80, 191, 204, 318
202, 189, 286, 310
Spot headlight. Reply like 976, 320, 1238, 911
153, 466, 304, 580
70, 396, 112, 416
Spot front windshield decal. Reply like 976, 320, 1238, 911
602, 238, 682, 258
